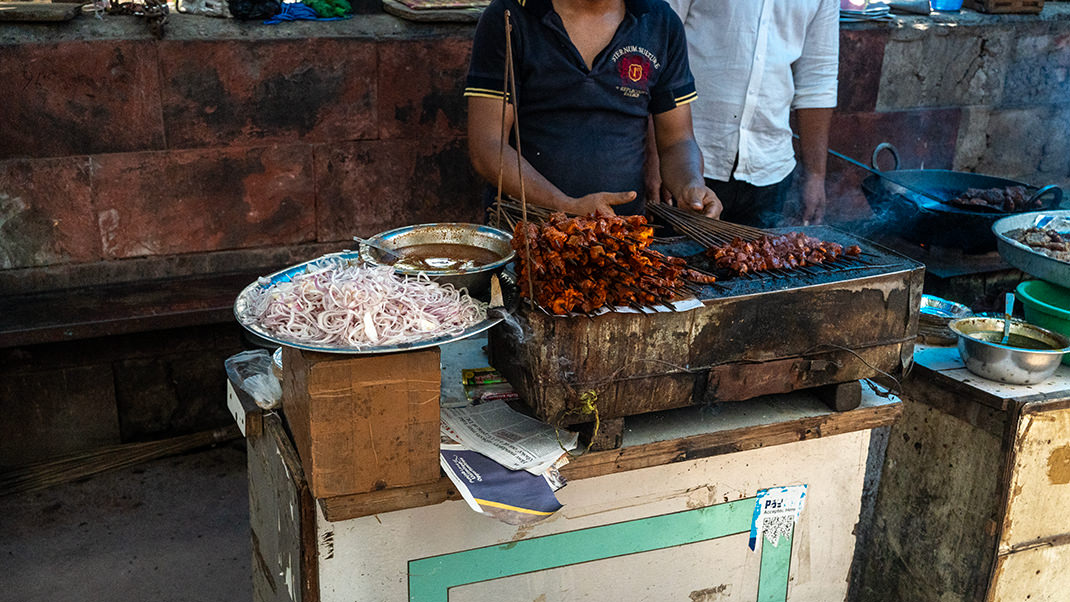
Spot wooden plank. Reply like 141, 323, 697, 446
319, 393, 901, 522
854, 396, 1005, 602
318, 476, 460, 522
998, 404, 1070, 552
911, 346, 1070, 411
0, 2, 81, 21
489, 303, 698, 425
490, 262, 922, 425
987, 543, 1070, 602
248, 414, 318, 602
706, 343, 906, 401
560, 401, 901, 482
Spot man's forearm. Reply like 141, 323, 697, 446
658, 137, 705, 200
469, 138, 572, 212
795, 107, 833, 179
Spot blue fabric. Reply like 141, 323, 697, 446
263, 2, 349, 23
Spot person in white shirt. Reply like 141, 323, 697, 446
654, 0, 839, 227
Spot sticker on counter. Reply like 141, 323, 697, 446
749, 485, 807, 550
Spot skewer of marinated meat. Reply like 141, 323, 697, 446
512, 213, 712, 315
708, 232, 861, 276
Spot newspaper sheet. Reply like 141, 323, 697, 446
441, 400, 578, 474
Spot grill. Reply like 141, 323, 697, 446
487, 204, 924, 427
662, 232, 911, 296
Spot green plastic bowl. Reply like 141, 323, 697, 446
1016, 280, 1070, 365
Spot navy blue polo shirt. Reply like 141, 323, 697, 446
465, 0, 697, 216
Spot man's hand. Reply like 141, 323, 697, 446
795, 107, 833, 226
643, 170, 673, 206
644, 165, 663, 206
571, 191, 637, 217
800, 171, 827, 226
651, 105, 719, 217
677, 185, 723, 219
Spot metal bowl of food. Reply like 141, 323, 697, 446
948, 316, 1070, 384
992, 210, 1070, 289
359, 223, 515, 295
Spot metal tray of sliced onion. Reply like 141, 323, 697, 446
234, 251, 516, 354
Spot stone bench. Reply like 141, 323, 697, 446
0, 270, 261, 349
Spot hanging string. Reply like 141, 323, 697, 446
493, 10, 512, 231
500, 10, 536, 306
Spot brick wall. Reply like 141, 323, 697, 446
831, 10, 1070, 222
0, 16, 484, 294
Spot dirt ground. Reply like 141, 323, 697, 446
0, 441, 250, 602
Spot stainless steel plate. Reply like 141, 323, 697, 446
993, 210, 1070, 289
233, 252, 515, 355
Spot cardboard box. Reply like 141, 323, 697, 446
281, 347, 441, 499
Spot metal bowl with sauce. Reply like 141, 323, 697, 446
359, 223, 515, 295
948, 316, 1070, 384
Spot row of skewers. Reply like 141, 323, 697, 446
494, 199, 869, 316
511, 212, 715, 315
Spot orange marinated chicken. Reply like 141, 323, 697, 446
512, 213, 710, 314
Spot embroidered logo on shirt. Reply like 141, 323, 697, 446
611, 46, 659, 98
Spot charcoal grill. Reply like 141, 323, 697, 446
488, 225, 924, 426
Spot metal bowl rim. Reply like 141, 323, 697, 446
361, 223, 516, 275
948, 316, 1070, 354
920, 295, 973, 319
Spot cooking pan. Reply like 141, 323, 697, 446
858, 143, 1062, 253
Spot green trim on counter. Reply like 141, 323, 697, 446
409, 494, 795, 601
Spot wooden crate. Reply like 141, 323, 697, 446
489, 260, 923, 426
281, 347, 441, 499
964, 0, 1043, 13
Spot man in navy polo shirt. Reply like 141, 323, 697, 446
465, 0, 721, 218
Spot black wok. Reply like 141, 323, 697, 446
858, 143, 1062, 253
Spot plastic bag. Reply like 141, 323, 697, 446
225, 349, 282, 410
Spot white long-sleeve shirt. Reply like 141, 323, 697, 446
666, 0, 839, 186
